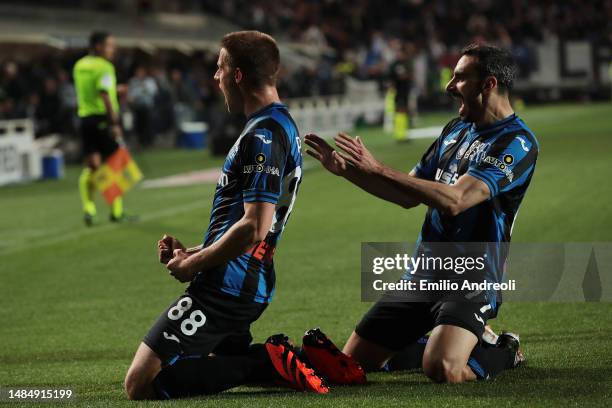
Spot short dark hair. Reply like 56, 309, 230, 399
220, 31, 280, 89
89, 31, 110, 49
461, 43, 517, 93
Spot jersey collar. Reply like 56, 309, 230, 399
471, 113, 517, 135
246, 102, 286, 121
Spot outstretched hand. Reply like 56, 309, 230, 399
304, 133, 348, 176
333, 133, 381, 175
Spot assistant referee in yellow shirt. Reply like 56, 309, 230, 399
74, 31, 128, 226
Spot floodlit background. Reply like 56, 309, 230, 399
1, 1, 611, 406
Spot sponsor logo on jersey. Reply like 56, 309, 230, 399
254, 134, 272, 144
435, 163, 459, 185
483, 155, 514, 181
246, 240, 276, 264
163, 331, 181, 343
480, 304, 492, 313
100, 73, 113, 89
243, 164, 280, 176
255, 153, 266, 164
516, 136, 529, 152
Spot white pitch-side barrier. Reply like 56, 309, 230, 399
0, 119, 42, 186
287, 80, 385, 138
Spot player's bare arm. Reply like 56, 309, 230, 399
378, 166, 489, 216
304, 133, 420, 209
100, 90, 122, 139
165, 201, 275, 282
333, 132, 490, 215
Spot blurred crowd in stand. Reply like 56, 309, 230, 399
1, 0, 610, 143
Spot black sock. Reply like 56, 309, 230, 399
384, 336, 429, 371
244, 344, 277, 383
153, 344, 275, 399
468, 343, 514, 380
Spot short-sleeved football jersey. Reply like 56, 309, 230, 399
73, 55, 119, 117
192, 102, 302, 304
411, 114, 539, 307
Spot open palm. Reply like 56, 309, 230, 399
304, 134, 347, 176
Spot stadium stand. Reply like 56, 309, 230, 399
0, 0, 610, 161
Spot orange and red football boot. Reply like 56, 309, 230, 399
265, 334, 329, 393
302, 328, 366, 385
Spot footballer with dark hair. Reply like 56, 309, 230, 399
123, 31, 329, 399
306, 44, 538, 382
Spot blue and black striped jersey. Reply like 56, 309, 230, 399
412, 113, 539, 307
192, 102, 302, 304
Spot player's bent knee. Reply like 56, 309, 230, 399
124, 367, 157, 400
124, 343, 162, 400
124, 370, 142, 400
422, 355, 442, 382
124, 369, 145, 400
422, 356, 465, 384
423, 324, 477, 383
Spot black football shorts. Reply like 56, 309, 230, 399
355, 295, 496, 351
79, 115, 119, 160
143, 288, 267, 365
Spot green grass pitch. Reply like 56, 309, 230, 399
1, 103, 611, 407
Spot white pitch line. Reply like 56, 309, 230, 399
0, 200, 206, 257
2, 127, 443, 256
406, 126, 443, 139
141, 168, 221, 189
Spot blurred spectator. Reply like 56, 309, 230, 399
151, 65, 174, 138
128, 65, 158, 147
57, 69, 78, 136
0, 0, 608, 146
389, 43, 414, 139
2, 62, 29, 118
168, 68, 197, 125
35, 77, 62, 136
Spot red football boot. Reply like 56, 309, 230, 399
302, 328, 367, 385
265, 334, 329, 393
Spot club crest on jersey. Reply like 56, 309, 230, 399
456, 142, 469, 159
463, 140, 490, 163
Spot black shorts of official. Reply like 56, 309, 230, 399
143, 287, 267, 366
79, 115, 119, 160
394, 91, 409, 111
355, 295, 496, 352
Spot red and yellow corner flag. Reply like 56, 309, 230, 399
93, 147, 143, 204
